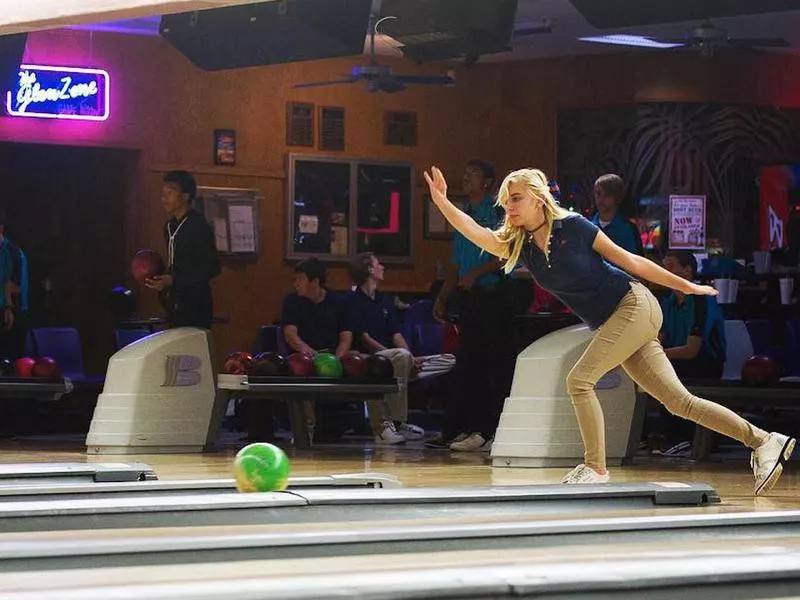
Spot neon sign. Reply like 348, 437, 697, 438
5, 65, 110, 121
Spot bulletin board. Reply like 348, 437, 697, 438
195, 186, 261, 257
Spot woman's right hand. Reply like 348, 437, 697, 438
424, 167, 448, 206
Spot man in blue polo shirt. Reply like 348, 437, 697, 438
432, 159, 516, 452
592, 174, 643, 255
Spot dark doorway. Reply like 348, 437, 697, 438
0, 142, 138, 375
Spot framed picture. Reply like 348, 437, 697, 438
213, 129, 236, 166
668, 195, 706, 250
423, 193, 468, 240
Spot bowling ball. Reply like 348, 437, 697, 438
313, 352, 343, 378
32, 357, 62, 381
222, 351, 253, 375
741, 355, 782, 384
233, 442, 291, 493
14, 357, 36, 378
0, 359, 13, 376
286, 352, 314, 377
131, 249, 165, 285
250, 352, 290, 376
341, 351, 367, 378
366, 354, 394, 380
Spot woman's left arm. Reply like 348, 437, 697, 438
592, 231, 718, 296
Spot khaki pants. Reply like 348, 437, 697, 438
566, 281, 768, 471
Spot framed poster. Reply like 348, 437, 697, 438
213, 129, 236, 166
668, 195, 706, 250
423, 193, 469, 240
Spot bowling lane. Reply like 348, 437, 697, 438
1, 534, 800, 599
2, 502, 800, 572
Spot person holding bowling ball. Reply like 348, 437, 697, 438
145, 171, 220, 329
424, 165, 794, 495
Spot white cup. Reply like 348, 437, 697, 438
727, 279, 739, 304
753, 251, 771, 275
714, 278, 730, 303
780, 278, 794, 305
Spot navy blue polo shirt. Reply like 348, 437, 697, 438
348, 289, 399, 349
520, 214, 634, 330
280, 290, 351, 352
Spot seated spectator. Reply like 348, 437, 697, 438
660, 251, 726, 379
348, 252, 454, 443
282, 257, 401, 444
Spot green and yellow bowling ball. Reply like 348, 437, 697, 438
313, 352, 343, 378
233, 442, 291, 493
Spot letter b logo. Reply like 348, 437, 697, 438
162, 355, 202, 387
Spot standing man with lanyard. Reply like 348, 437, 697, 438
146, 171, 220, 329
433, 159, 515, 452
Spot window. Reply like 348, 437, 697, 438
286, 154, 414, 262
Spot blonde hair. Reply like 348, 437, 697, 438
493, 168, 570, 273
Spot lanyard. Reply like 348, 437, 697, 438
167, 216, 188, 268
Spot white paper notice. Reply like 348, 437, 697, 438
213, 218, 229, 252
299, 214, 319, 234
228, 205, 256, 253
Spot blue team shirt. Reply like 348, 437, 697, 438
452, 194, 505, 288
348, 289, 400, 350
591, 212, 642, 255
520, 214, 634, 329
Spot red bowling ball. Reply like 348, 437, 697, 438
222, 351, 253, 375
341, 351, 367, 378
741, 355, 782, 384
131, 249, 165, 285
32, 357, 62, 381
286, 352, 315, 377
14, 357, 36, 378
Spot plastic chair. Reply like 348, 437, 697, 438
414, 323, 444, 356
30, 327, 103, 384
115, 328, 151, 350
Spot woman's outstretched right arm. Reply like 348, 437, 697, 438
424, 166, 505, 258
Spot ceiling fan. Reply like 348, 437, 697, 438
293, 15, 455, 93
650, 20, 791, 57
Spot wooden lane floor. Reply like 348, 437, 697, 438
0, 439, 797, 511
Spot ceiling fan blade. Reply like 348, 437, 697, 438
726, 37, 791, 48
392, 74, 455, 86
293, 77, 360, 89
650, 37, 689, 45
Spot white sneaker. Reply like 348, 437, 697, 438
397, 422, 425, 441
374, 421, 405, 445
752, 432, 796, 496
561, 464, 611, 484
450, 432, 487, 452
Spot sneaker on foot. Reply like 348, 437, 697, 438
425, 432, 468, 449
561, 464, 611, 484
396, 422, 425, 441
450, 432, 486, 452
752, 432, 796, 496
374, 421, 405, 445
